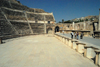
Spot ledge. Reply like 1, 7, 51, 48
84, 45, 99, 50
76, 42, 86, 45
95, 50, 100, 53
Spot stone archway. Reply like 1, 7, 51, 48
55, 26, 59, 33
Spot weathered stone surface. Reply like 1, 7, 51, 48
0, 0, 55, 35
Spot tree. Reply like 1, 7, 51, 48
62, 19, 64, 23
58, 21, 62, 23
85, 18, 88, 21
64, 20, 72, 23
90, 18, 94, 21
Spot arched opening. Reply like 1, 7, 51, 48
55, 26, 59, 33
47, 28, 52, 34
48, 21, 50, 24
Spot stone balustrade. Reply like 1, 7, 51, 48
55, 33, 100, 66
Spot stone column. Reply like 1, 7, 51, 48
99, 9, 100, 30
73, 22, 75, 30
84, 21, 86, 30
44, 15, 47, 34
94, 50, 100, 65
52, 27, 55, 36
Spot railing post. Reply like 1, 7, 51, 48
95, 50, 100, 66
84, 46, 99, 61
65, 38, 68, 45
0, 38, 2, 44
76, 42, 86, 53
71, 40, 78, 49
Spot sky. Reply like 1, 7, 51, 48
19, 0, 100, 23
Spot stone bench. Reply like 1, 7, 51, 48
76, 42, 86, 54
94, 50, 100, 66
84, 46, 99, 60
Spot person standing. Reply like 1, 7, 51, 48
71, 32, 74, 39
63, 30, 64, 35
77, 32, 79, 40
80, 32, 84, 39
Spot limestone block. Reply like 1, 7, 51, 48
66, 38, 68, 45
94, 50, 100, 65
86, 47, 97, 59
76, 43, 86, 53
78, 44, 84, 53
98, 54, 100, 65
72, 41, 78, 50
73, 41, 77, 49
63, 37, 65, 43
68, 39, 72, 47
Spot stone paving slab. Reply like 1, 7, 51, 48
0, 35, 97, 67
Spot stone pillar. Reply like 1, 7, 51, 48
84, 46, 98, 59
99, 9, 100, 30
73, 22, 75, 30
76, 43, 86, 53
52, 27, 55, 36
84, 21, 86, 30
65, 38, 68, 45
95, 23, 98, 31
44, 15, 47, 34
0, 38, 2, 44
94, 50, 100, 65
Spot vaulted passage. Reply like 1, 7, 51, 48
55, 26, 59, 33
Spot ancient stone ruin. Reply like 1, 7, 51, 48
0, 0, 55, 36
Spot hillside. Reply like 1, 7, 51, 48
71, 15, 99, 22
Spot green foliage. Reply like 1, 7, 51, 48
79, 19, 84, 22
63, 20, 72, 23
58, 21, 62, 23
90, 18, 94, 21
62, 19, 64, 23
85, 18, 88, 21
